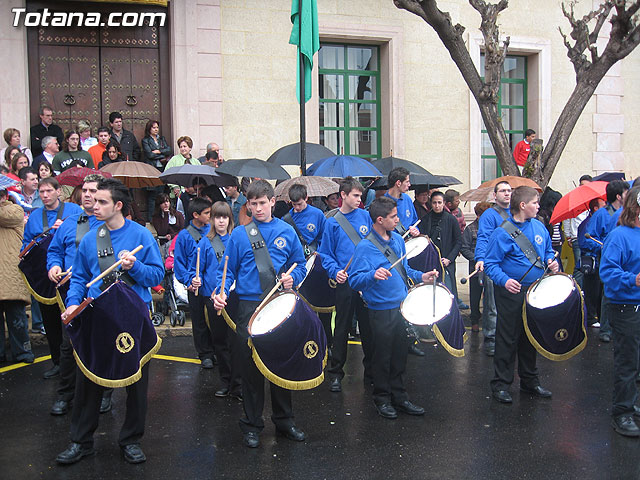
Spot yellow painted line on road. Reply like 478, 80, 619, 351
0, 355, 50, 373
152, 354, 201, 364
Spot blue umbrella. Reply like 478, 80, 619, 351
592, 171, 625, 182
307, 155, 382, 177
0, 174, 19, 190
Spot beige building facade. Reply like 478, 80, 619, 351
0, 0, 638, 197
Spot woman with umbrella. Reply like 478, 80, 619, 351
52, 130, 94, 173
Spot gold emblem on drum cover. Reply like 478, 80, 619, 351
555, 329, 568, 342
116, 333, 135, 353
303, 341, 319, 359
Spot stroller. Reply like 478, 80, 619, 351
162, 235, 189, 327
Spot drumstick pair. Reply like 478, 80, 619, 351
194, 247, 201, 296
255, 263, 298, 313
401, 219, 422, 239
531, 252, 559, 292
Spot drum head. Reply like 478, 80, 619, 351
401, 283, 453, 325
298, 253, 317, 289
405, 236, 429, 260
527, 274, 574, 309
249, 292, 297, 336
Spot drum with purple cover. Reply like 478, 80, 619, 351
297, 252, 336, 312
19, 232, 59, 305
248, 291, 327, 390
405, 235, 443, 276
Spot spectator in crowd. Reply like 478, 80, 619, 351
12, 166, 43, 212
38, 161, 54, 180
98, 141, 125, 169
52, 130, 94, 174
1, 128, 33, 166
166, 136, 198, 170
513, 129, 536, 167
32, 136, 60, 171
108, 111, 141, 162
414, 186, 430, 218
88, 127, 111, 167
198, 142, 223, 164
76, 120, 97, 151
3, 146, 20, 170
562, 174, 593, 287
205, 149, 221, 167
223, 177, 247, 227
142, 119, 172, 221
578, 197, 606, 325
444, 189, 466, 234
152, 193, 185, 246
325, 192, 340, 212
7, 153, 30, 193
0, 189, 35, 364
30, 106, 64, 158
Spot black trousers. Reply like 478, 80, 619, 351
370, 308, 409, 406
609, 303, 640, 418
582, 272, 602, 323
329, 282, 371, 381
318, 312, 333, 347
206, 299, 241, 393
235, 300, 294, 434
468, 263, 483, 325
490, 286, 539, 392
39, 302, 63, 365
70, 363, 150, 447
187, 291, 215, 361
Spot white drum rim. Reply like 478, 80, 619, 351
297, 252, 317, 289
400, 281, 454, 326
526, 272, 576, 310
248, 291, 298, 336
405, 236, 429, 260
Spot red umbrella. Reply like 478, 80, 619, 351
550, 181, 608, 224
56, 167, 112, 187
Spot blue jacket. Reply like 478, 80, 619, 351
216, 217, 306, 301
66, 220, 164, 306
485, 217, 555, 287
22, 201, 83, 249
474, 205, 511, 262
225, 193, 247, 228
289, 204, 325, 247
47, 213, 103, 271
577, 213, 597, 256
349, 230, 424, 310
585, 204, 620, 253
384, 192, 418, 230
599, 225, 640, 304
318, 208, 372, 280
174, 222, 217, 297
201, 233, 229, 294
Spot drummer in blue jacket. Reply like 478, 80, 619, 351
349, 197, 438, 419
599, 186, 640, 437
485, 186, 558, 404
212, 180, 306, 449
384, 167, 420, 237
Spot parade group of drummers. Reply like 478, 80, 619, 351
13, 165, 640, 466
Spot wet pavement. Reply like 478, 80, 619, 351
1, 327, 639, 479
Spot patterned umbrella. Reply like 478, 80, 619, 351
100, 161, 162, 188
478, 175, 541, 191
274, 176, 339, 202
56, 167, 111, 187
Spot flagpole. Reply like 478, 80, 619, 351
298, 0, 307, 176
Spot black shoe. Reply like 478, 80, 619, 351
201, 358, 214, 369
99, 395, 112, 414
600, 333, 611, 343
243, 432, 260, 448
484, 342, 495, 357
520, 385, 552, 398
50, 399, 70, 416
492, 390, 513, 404
376, 403, 398, 419
276, 425, 305, 442
56, 442, 95, 465
212, 354, 218, 365
393, 400, 425, 416
18, 355, 35, 364
408, 343, 425, 357
43, 365, 60, 379
215, 387, 230, 398
634, 405, 640, 418
229, 391, 243, 402
121, 444, 146, 464
329, 377, 342, 393
612, 415, 640, 437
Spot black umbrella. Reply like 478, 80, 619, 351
267, 142, 335, 166
369, 172, 462, 190
591, 171, 626, 182
371, 156, 431, 175
159, 164, 236, 188
216, 158, 291, 180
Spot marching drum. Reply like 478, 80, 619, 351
405, 235, 443, 276
297, 252, 336, 312
524, 273, 586, 361
247, 291, 327, 390
400, 282, 466, 357
19, 232, 60, 306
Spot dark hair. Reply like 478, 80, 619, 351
18, 166, 36, 180
579, 174, 592, 183
618, 186, 640, 228
38, 176, 60, 190
0, 165, 9, 175
103, 141, 124, 163
246, 179, 274, 200
430, 191, 444, 202
4, 146, 19, 165
108, 111, 123, 124
61, 129, 79, 152
0, 189, 7, 200
388, 167, 410, 188
205, 150, 219, 161
510, 186, 539, 216
177, 136, 193, 149
70, 185, 82, 205
588, 197, 603, 211
144, 119, 159, 137
444, 189, 460, 204
11, 152, 29, 173
606, 179, 629, 204
339, 176, 364, 195
474, 201, 492, 217
494, 181, 511, 194
37, 161, 54, 179
39, 105, 52, 115
208, 201, 234, 236
97, 126, 110, 135
525, 129, 536, 137
369, 196, 397, 222
288, 184, 307, 203
97, 178, 130, 215
154, 193, 174, 217
188, 197, 212, 219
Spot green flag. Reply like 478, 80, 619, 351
289, 0, 319, 104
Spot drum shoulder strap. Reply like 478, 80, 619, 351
499, 220, 543, 268
395, 223, 407, 236
208, 234, 225, 260
75, 214, 90, 247
492, 204, 509, 221
42, 202, 65, 230
245, 221, 277, 299
605, 204, 615, 216
96, 224, 136, 291
282, 212, 316, 257
334, 211, 363, 247
185, 224, 202, 243
365, 232, 409, 286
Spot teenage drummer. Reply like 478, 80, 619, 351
384, 167, 420, 237
599, 185, 640, 437
484, 186, 558, 404
318, 176, 373, 393
350, 197, 438, 419
212, 180, 307, 449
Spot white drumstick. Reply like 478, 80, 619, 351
402, 219, 421, 239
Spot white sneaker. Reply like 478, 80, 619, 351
591, 322, 600, 328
